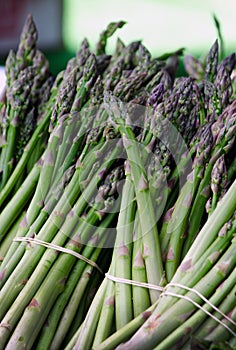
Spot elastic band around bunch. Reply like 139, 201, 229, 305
105, 273, 236, 337
12, 236, 235, 337
14, 237, 103, 274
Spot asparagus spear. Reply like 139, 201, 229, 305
0, 66, 35, 189
105, 92, 164, 302
204, 40, 219, 83
96, 21, 126, 56
184, 54, 204, 80
206, 155, 228, 215
0, 160, 41, 243
215, 64, 233, 112
113, 161, 136, 329
0, 212, 25, 262
131, 214, 151, 318
165, 124, 213, 280
93, 303, 158, 350
0, 114, 120, 283
16, 14, 37, 70
4, 50, 19, 88
103, 41, 141, 91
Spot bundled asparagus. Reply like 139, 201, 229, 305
0, 14, 236, 350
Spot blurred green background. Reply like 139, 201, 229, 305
63, 0, 236, 55
59, 0, 236, 75
0, 0, 235, 76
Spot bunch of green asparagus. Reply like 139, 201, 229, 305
0, 14, 235, 350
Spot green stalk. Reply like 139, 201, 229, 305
152, 268, 236, 349
0, 107, 52, 208
229, 334, 236, 349
62, 241, 111, 348
63, 324, 83, 350
4, 107, 85, 259
122, 128, 164, 302
49, 115, 80, 183
0, 122, 17, 188
159, 207, 174, 263
0, 223, 75, 347
64, 258, 105, 347
92, 161, 136, 347
0, 212, 25, 262
164, 126, 213, 280
108, 98, 164, 302
49, 251, 110, 350
25, 117, 66, 226
92, 264, 116, 347
164, 167, 200, 281
0, 161, 41, 242
163, 126, 205, 213
3, 253, 78, 350
114, 161, 136, 329
70, 168, 125, 349
0, 165, 80, 288
171, 218, 235, 290
72, 279, 107, 350
25, 127, 48, 174
115, 239, 236, 350
132, 213, 151, 317
78, 136, 116, 185
93, 302, 158, 350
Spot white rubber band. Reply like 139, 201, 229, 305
12, 237, 235, 337
14, 236, 103, 274
105, 272, 236, 337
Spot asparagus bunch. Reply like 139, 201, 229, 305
0, 14, 236, 350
